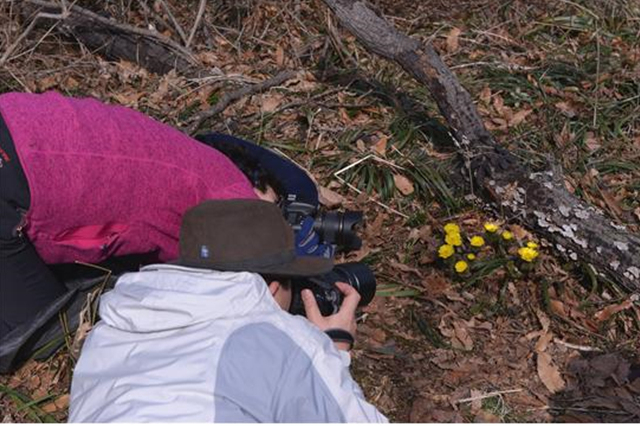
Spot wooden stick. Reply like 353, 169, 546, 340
186, 0, 207, 48
186, 70, 298, 134
456, 389, 523, 404
158, 0, 188, 45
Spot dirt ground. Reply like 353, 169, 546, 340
1, 0, 639, 422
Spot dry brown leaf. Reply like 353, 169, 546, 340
453, 320, 474, 351
418, 225, 433, 242
479, 86, 492, 105
407, 228, 421, 242
389, 259, 422, 275
112, 91, 143, 107
393, 174, 415, 196
535, 330, 554, 353
260, 93, 284, 113
509, 223, 533, 241
597, 186, 624, 220
318, 185, 345, 208
536, 309, 551, 332
446, 27, 462, 53
584, 132, 602, 152
537, 352, 566, 393
492, 94, 505, 115
469, 389, 483, 412
594, 298, 634, 322
372, 134, 388, 156
549, 299, 568, 318
275, 45, 285, 67
41, 394, 70, 413
508, 109, 533, 127
555, 101, 577, 118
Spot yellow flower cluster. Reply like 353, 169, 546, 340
445, 232, 462, 246
454, 261, 468, 273
518, 246, 539, 262
470, 236, 485, 247
484, 222, 499, 233
438, 244, 455, 259
437, 219, 542, 279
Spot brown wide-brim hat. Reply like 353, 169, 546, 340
174, 199, 333, 277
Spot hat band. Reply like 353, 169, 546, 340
185, 249, 298, 271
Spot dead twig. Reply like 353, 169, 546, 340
186, 0, 207, 48
455, 388, 524, 405
158, 0, 188, 45
186, 70, 298, 134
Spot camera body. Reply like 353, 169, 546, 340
282, 194, 376, 317
289, 262, 376, 316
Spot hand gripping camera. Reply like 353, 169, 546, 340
289, 262, 376, 316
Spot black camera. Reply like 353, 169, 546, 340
282, 197, 363, 252
289, 262, 377, 316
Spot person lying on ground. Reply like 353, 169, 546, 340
0, 91, 329, 372
69, 199, 387, 423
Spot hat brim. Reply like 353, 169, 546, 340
172, 255, 333, 278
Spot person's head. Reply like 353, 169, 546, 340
206, 140, 283, 202
261, 275, 293, 310
175, 199, 333, 310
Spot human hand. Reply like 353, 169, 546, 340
302, 281, 360, 351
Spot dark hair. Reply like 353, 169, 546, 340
261, 274, 292, 290
208, 140, 284, 197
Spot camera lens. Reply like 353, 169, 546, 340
313, 211, 363, 251
331, 262, 376, 307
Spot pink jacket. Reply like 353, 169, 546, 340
0, 92, 257, 264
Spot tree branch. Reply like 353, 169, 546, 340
185, 70, 298, 135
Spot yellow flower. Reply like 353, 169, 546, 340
438, 244, 455, 259
444, 223, 460, 235
470, 236, 485, 247
467, 253, 476, 260
484, 222, 499, 233
527, 241, 539, 249
502, 231, 514, 241
445, 232, 463, 246
518, 247, 539, 262
454, 260, 468, 273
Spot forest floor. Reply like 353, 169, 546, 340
1, 0, 639, 422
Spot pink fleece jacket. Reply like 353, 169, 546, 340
0, 92, 257, 264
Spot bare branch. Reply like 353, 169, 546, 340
186, 0, 207, 48
186, 70, 298, 135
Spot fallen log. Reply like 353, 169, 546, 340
322, 0, 640, 292
18, 0, 198, 74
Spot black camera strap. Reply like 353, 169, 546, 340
324, 328, 355, 350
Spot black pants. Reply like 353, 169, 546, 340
0, 113, 68, 340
